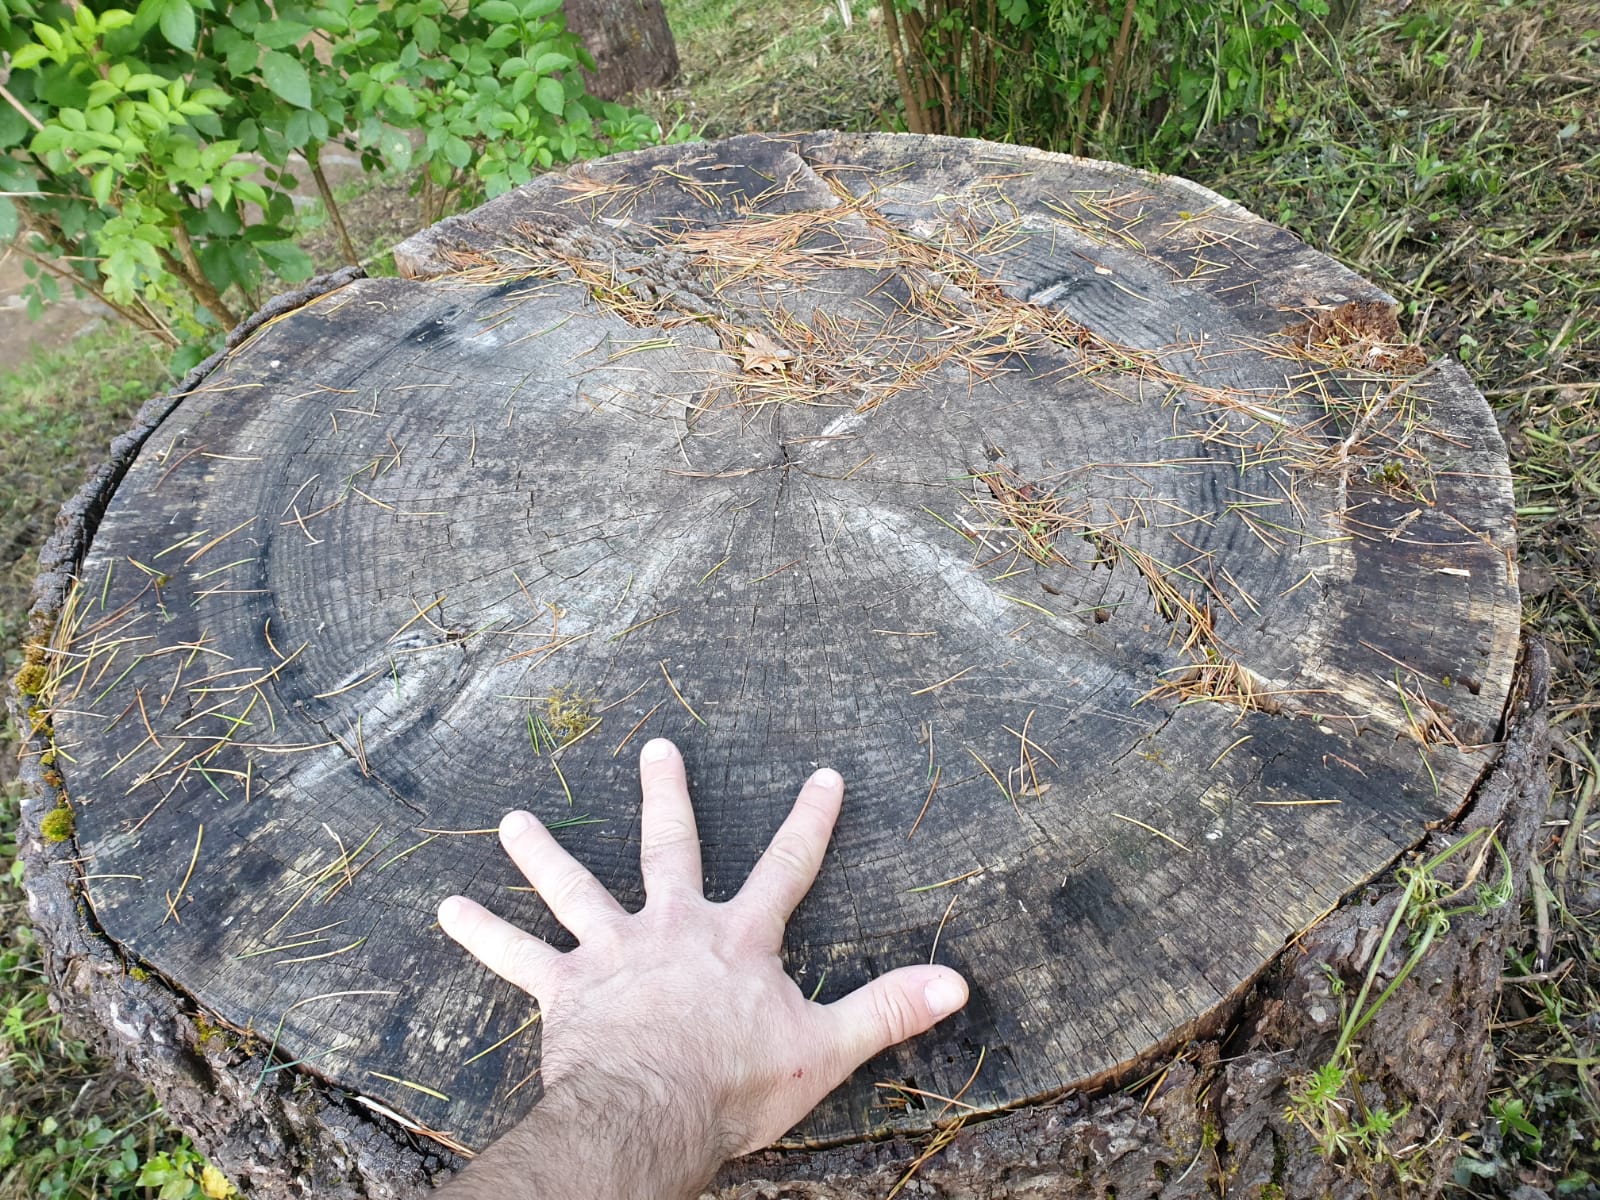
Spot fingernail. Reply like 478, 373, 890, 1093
810, 767, 843, 791
924, 974, 967, 1018
438, 895, 464, 924
502, 810, 535, 838
641, 738, 674, 763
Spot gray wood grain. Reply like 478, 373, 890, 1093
47, 132, 1519, 1154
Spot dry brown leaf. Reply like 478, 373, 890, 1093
739, 329, 794, 374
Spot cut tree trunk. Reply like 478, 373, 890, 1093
563, 0, 679, 100
12, 134, 1537, 1199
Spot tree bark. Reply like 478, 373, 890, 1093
563, 0, 680, 100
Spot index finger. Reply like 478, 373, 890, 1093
731, 767, 843, 941
500, 809, 628, 939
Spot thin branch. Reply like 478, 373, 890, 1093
0, 81, 47, 134
164, 224, 239, 329
9, 218, 178, 345
308, 153, 360, 267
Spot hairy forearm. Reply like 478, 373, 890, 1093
440, 1065, 726, 1200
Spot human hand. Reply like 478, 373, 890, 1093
436, 737, 968, 1199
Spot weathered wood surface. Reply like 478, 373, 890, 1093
17, 132, 1523, 1188
711, 641, 1550, 1197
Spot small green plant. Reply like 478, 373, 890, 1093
333, 0, 666, 221
1, 2, 302, 354
1488, 1093, 1542, 1157
1286, 825, 1514, 1172
137, 1146, 237, 1198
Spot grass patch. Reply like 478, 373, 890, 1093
2, 785, 231, 1200
647, 0, 895, 138
0, 325, 169, 655
0, 327, 234, 1198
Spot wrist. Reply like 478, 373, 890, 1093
549, 1048, 734, 1186
445, 1056, 729, 1200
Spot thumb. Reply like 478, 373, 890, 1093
824, 965, 968, 1068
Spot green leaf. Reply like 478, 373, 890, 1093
131, 0, 165, 40
382, 84, 417, 117
256, 19, 314, 49
511, 71, 537, 104
484, 24, 519, 49
284, 108, 311, 147
226, 38, 260, 73
159, 0, 196, 50
169, 342, 209, 374
10, 43, 49, 70
0, 103, 29, 148
255, 239, 313, 281
532, 50, 572, 74
476, 0, 520, 20
534, 76, 563, 115
0, 198, 17, 241
443, 134, 470, 168
261, 50, 312, 108
0, 157, 31, 189
413, 15, 439, 53
377, 126, 412, 170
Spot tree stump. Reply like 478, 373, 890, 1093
14, 133, 1540, 1199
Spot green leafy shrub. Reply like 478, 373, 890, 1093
882, 0, 1334, 165
332, 0, 666, 220
0, 0, 667, 361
